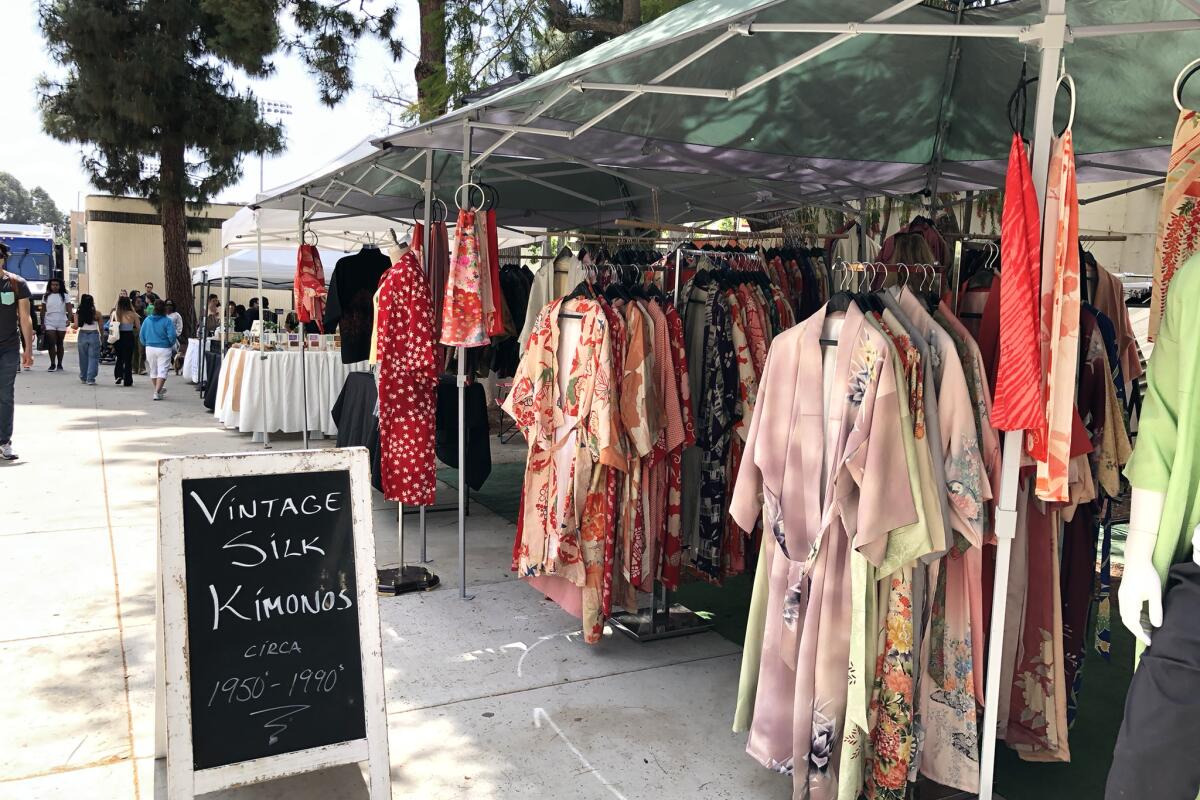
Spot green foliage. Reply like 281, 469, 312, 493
0, 172, 69, 236
37, 0, 402, 206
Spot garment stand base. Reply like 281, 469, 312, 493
919, 787, 1006, 800
376, 565, 440, 595
608, 603, 713, 642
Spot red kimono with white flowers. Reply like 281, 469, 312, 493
377, 250, 439, 505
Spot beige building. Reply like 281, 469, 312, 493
77, 195, 294, 319
79, 195, 241, 313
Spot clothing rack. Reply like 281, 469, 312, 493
609, 244, 774, 642
948, 232, 1129, 242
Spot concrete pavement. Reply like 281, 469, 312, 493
0, 346, 787, 799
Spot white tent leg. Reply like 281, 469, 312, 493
459, 123, 473, 601
257, 209, 271, 450
977, 3, 1066, 799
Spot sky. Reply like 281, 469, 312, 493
1, 2, 420, 216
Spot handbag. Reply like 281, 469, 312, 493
107, 314, 120, 345
36, 332, 46, 351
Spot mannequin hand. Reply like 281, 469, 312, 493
1118, 556, 1163, 648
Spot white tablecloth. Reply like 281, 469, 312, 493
182, 338, 214, 384
213, 347, 370, 436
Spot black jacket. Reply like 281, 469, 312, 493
324, 247, 391, 364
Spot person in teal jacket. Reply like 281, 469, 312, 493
139, 301, 178, 400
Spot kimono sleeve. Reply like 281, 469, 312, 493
592, 318, 627, 471
843, 341, 919, 567
730, 339, 784, 533
500, 304, 552, 439
1124, 281, 1181, 494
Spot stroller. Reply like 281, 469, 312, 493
99, 317, 116, 364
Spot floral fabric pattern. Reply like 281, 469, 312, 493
440, 209, 490, 347
1151, 110, 1200, 339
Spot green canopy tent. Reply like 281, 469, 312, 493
251, 4, 1200, 797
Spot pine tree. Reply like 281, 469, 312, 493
37, 0, 400, 334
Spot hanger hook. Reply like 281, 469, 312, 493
1175, 57, 1200, 111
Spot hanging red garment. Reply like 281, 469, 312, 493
990, 133, 1045, 433
294, 244, 328, 333
1031, 132, 1083, 502
440, 209, 489, 347
377, 250, 439, 505
485, 209, 505, 337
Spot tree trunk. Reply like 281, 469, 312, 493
621, 0, 641, 32
416, 0, 448, 121
159, 137, 194, 339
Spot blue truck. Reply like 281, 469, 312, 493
0, 222, 59, 301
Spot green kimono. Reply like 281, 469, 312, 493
1125, 251, 1200, 661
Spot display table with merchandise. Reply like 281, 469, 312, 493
213, 346, 369, 436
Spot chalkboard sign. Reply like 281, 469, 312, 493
155, 449, 390, 799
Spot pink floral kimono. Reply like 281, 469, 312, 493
894, 289, 989, 794
501, 298, 625, 643
730, 304, 919, 800
440, 209, 489, 347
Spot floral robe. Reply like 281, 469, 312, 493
617, 300, 657, 605
730, 304, 919, 800
661, 305, 696, 590
440, 209, 489, 347
501, 298, 625, 643
894, 290, 988, 793
1150, 109, 1200, 340
696, 290, 737, 582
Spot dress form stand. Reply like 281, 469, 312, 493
377, 503, 440, 594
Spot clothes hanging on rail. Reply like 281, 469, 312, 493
992, 132, 1045, 434
440, 209, 490, 347
323, 246, 391, 364
414, 219, 451, 350
376, 249, 439, 505
295, 244, 328, 333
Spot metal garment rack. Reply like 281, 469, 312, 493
379, 161, 440, 595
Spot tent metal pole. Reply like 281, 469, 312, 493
470, 84, 576, 169
574, 28, 743, 137
459, 121, 473, 601
219, 249, 228, 357
420, 149, 434, 564
257, 208, 272, 449
296, 202, 309, 450
734, 0, 928, 98
198, 271, 209, 392
978, 4, 1066, 800
926, 1, 967, 212
1071, 19, 1200, 38
738, 21, 1029, 38
1080, 177, 1166, 206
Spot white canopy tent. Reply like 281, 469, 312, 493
190, 247, 342, 289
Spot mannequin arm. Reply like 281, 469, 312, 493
1118, 487, 1166, 647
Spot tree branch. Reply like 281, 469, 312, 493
544, 0, 632, 36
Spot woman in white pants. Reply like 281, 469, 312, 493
138, 301, 178, 400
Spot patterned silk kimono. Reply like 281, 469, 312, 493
730, 304, 919, 800
440, 209, 490, 348
501, 298, 625, 643
696, 290, 738, 582
376, 251, 439, 505
893, 289, 989, 794
295, 244, 329, 332
661, 305, 696, 589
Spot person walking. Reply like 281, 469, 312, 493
132, 295, 147, 375
112, 296, 139, 387
139, 300, 177, 400
73, 294, 101, 385
0, 243, 35, 460
40, 277, 72, 372
142, 281, 161, 306
164, 299, 184, 374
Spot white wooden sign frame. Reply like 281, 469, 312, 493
153, 447, 390, 799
